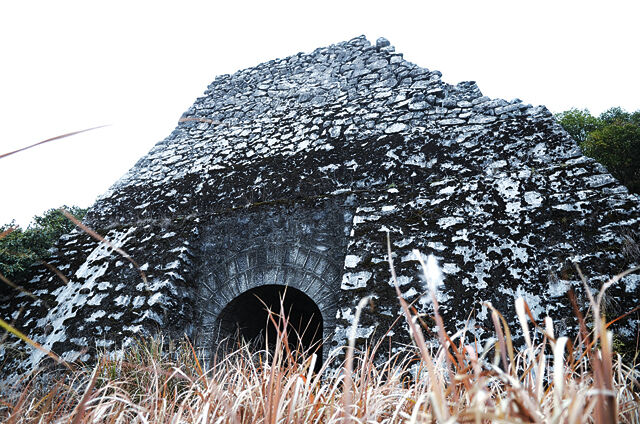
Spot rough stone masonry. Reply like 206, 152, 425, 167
2, 36, 639, 381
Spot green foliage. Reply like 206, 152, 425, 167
0, 206, 86, 288
555, 108, 602, 144
556, 107, 640, 194
599, 107, 640, 125
582, 119, 640, 194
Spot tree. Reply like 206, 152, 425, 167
0, 206, 87, 292
598, 107, 640, 126
556, 107, 640, 195
582, 117, 640, 194
555, 108, 602, 144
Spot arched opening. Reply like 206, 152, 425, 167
215, 285, 324, 366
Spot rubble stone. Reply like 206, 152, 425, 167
2, 36, 638, 383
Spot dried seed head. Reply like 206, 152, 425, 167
425, 253, 443, 293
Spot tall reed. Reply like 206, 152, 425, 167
1, 247, 638, 423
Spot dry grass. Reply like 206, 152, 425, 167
1, 247, 639, 423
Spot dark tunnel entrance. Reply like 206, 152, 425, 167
215, 285, 324, 366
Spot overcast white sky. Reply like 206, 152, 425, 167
1, 0, 638, 227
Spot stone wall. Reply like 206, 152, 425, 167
1, 36, 638, 384
193, 199, 350, 360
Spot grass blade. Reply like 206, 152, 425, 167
0, 126, 108, 160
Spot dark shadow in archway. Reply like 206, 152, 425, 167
215, 285, 323, 369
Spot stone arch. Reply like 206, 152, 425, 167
196, 242, 342, 361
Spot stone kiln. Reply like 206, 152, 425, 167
2, 36, 639, 379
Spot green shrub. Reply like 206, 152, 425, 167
0, 206, 86, 289
556, 107, 640, 194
